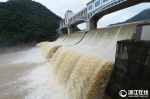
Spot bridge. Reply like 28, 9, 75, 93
58, 0, 150, 34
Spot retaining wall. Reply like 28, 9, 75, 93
105, 41, 150, 99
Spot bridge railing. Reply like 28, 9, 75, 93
60, 0, 127, 29
59, 14, 88, 29
87, 0, 126, 19
67, 14, 88, 25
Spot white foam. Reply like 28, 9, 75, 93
20, 62, 68, 99
10, 48, 46, 65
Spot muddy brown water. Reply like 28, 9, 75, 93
0, 47, 66, 99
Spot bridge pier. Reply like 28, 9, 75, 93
68, 25, 76, 34
60, 29, 65, 35
86, 19, 97, 31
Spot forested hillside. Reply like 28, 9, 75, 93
110, 8, 150, 26
0, 0, 62, 47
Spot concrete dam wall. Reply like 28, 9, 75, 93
55, 21, 146, 61
54, 31, 85, 46
37, 20, 149, 99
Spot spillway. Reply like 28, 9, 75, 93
55, 21, 147, 61
50, 47, 114, 99
37, 42, 61, 59
55, 34, 68, 42
54, 31, 86, 46
36, 21, 148, 99
0, 21, 148, 99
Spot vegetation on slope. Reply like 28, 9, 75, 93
110, 8, 150, 26
0, 0, 62, 47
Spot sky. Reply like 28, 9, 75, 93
1, 0, 150, 29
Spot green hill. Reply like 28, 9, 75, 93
110, 8, 150, 26
0, 0, 62, 47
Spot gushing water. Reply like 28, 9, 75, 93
0, 43, 114, 99
51, 47, 114, 99
37, 42, 61, 59
56, 48, 83, 85
1, 21, 146, 99
0, 47, 66, 99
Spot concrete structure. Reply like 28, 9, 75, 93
105, 41, 150, 99
58, 0, 150, 34
136, 24, 150, 41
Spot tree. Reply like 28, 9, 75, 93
0, 0, 62, 47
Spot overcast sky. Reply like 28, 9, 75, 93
1, 0, 150, 29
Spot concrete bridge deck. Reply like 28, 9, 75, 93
58, 0, 150, 34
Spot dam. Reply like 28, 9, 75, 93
0, 0, 150, 99
38, 20, 150, 98
0, 20, 149, 99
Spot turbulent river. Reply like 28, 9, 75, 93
0, 45, 113, 99
0, 47, 67, 99
0, 20, 148, 99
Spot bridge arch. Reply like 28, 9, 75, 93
68, 19, 86, 27
58, 0, 150, 34
60, 27, 68, 34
